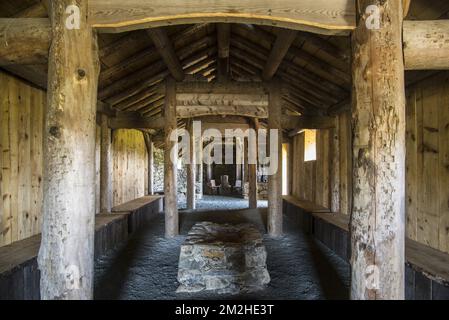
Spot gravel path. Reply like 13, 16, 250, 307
94, 197, 350, 300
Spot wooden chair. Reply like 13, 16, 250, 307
208, 179, 220, 195
233, 180, 242, 194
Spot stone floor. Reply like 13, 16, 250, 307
94, 196, 350, 300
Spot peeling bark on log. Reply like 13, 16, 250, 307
37, 0, 100, 300
351, 0, 405, 300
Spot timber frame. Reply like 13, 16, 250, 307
1, 0, 449, 301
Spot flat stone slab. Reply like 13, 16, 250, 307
177, 222, 270, 294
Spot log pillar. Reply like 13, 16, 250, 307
100, 113, 112, 213
143, 133, 154, 195
267, 82, 283, 237
38, 0, 100, 299
186, 120, 196, 210
164, 77, 179, 237
351, 0, 405, 299
248, 121, 258, 209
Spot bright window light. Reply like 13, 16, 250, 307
304, 129, 317, 162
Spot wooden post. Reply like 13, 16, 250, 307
267, 82, 283, 237
186, 120, 196, 210
248, 121, 258, 209
37, 0, 100, 300
196, 160, 203, 200
351, 0, 405, 299
164, 76, 178, 237
143, 133, 154, 195
100, 113, 112, 213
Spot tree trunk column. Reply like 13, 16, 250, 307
143, 133, 154, 195
38, 0, 100, 300
186, 120, 196, 210
267, 82, 283, 237
248, 121, 258, 209
351, 0, 405, 299
164, 77, 179, 237
100, 114, 112, 213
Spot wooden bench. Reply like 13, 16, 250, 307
283, 195, 449, 300
0, 195, 164, 300
112, 195, 163, 233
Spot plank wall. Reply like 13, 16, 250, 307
0, 72, 45, 247
112, 129, 148, 207
406, 71, 449, 253
0, 71, 149, 247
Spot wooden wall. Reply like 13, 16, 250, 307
291, 129, 331, 209
0, 71, 149, 247
0, 72, 45, 247
406, 72, 449, 254
290, 112, 352, 214
112, 129, 148, 207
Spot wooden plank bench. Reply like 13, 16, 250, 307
0, 195, 164, 300
112, 195, 163, 233
283, 195, 449, 300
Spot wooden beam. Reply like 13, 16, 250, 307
267, 81, 283, 237
404, 20, 449, 70
263, 29, 297, 80
100, 114, 112, 213
175, 81, 267, 94
109, 113, 164, 130
217, 23, 231, 81
89, 0, 356, 35
13, 1, 49, 18
38, 0, 100, 300
283, 115, 336, 132
351, 0, 405, 300
146, 28, 184, 81
0, 18, 50, 65
177, 104, 268, 119
164, 77, 179, 237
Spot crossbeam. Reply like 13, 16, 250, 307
88, 0, 356, 35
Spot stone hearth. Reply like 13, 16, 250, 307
177, 222, 270, 294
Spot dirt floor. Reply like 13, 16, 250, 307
94, 196, 350, 300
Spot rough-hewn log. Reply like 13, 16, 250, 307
263, 30, 297, 80
267, 82, 283, 237
164, 77, 179, 237
176, 104, 268, 119
404, 20, 449, 70
0, 18, 51, 65
143, 133, 154, 195
248, 127, 258, 210
89, 0, 356, 35
38, 0, 100, 300
186, 120, 196, 210
217, 23, 230, 82
100, 114, 112, 213
146, 28, 184, 81
351, 0, 405, 300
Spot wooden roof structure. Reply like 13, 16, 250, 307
1, 0, 447, 141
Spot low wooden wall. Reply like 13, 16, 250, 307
0, 195, 163, 300
283, 196, 449, 300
